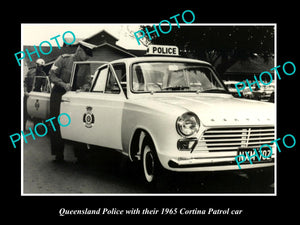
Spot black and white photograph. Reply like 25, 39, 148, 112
20, 23, 277, 195
5, 5, 298, 221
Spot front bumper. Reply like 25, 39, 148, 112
167, 157, 274, 172
159, 126, 276, 172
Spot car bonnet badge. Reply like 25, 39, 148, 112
83, 106, 95, 128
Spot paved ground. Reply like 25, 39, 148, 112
23, 133, 274, 195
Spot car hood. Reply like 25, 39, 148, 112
151, 94, 275, 127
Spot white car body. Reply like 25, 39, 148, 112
26, 55, 275, 181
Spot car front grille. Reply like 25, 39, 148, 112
195, 126, 275, 152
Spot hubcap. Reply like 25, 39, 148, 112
143, 146, 155, 183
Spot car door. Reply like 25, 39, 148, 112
26, 76, 51, 120
60, 64, 126, 151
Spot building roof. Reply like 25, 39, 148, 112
84, 30, 119, 44
225, 56, 274, 74
23, 29, 146, 69
23, 45, 75, 68
126, 49, 147, 57
64, 30, 119, 47
94, 42, 136, 57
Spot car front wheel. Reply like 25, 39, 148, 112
141, 138, 161, 184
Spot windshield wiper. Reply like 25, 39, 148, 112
162, 86, 190, 90
201, 89, 228, 93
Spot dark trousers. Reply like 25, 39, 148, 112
49, 85, 66, 158
23, 94, 28, 130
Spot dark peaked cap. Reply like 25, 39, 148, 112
78, 40, 94, 57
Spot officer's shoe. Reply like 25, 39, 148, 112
53, 155, 65, 163
75, 158, 88, 166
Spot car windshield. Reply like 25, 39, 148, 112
131, 62, 227, 93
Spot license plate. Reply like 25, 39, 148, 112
237, 148, 272, 162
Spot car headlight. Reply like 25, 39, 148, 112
176, 112, 200, 137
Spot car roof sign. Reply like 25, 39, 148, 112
146, 45, 179, 56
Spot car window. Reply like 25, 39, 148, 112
105, 68, 120, 94
132, 62, 226, 93
72, 63, 105, 92
112, 63, 126, 82
112, 63, 126, 93
92, 66, 108, 92
32, 76, 51, 93
72, 64, 91, 91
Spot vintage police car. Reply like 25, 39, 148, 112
26, 45, 275, 183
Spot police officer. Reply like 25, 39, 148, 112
49, 41, 93, 162
24, 58, 46, 93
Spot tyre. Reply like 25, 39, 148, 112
73, 143, 90, 164
141, 137, 162, 184
246, 167, 274, 187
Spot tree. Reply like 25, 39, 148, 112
137, 25, 274, 76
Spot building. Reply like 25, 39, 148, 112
23, 30, 146, 74
23, 29, 274, 83
222, 56, 275, 81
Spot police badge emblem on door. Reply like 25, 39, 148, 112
83, 106, 95, 128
